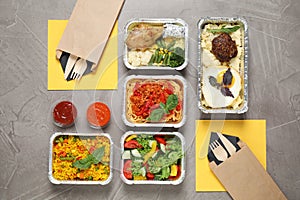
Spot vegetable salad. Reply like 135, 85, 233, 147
122, 133, 183, 182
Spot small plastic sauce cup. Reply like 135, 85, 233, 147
87, 102, 111, 129
53, 101, 77, 128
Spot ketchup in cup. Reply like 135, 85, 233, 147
53, 101, 77, 128
87, 102, 111, 129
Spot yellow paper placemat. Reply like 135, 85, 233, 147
48, 20, 118, 90
195, 120, 266, 191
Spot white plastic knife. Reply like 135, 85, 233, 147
217, 132, 237, 156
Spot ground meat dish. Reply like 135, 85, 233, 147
211, 33, 238, 62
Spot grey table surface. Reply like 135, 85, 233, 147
0, 0, 300, 199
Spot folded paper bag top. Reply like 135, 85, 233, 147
208, 133, 287, 200
57, 0, 124, 68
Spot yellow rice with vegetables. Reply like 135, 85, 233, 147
52, 135, 110, 181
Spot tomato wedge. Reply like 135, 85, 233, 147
154, 136, 166, 145
124, 140, 142, 149
123, 160, 133, 180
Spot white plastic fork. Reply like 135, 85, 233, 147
70, 58, 87, 80
209, 140, 228, 162
64, 54, 78, 80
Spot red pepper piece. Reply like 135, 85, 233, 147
154, 136, 166, 145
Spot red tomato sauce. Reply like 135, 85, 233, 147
87, 102, 110, 128
53, 101, 77, 127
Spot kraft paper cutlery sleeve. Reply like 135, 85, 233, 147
56, 0, 124, 80
208, 133, 287, 200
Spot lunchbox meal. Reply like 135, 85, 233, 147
86, 102, 111, 129
123, 75, 186, 127
121, 132, 185, 184
49, 133, 113, 184
198, 17, 248, 113
52, 101, 77, 128
124, 19, 188, 70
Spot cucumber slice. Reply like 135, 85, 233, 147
160, 143, 166, 153
151, 151, 158, 159
140, 167, 146, 177
134, 159, 143, 163
131, 149, 142, 158
122, 150, 131, 160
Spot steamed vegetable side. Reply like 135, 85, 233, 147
122, 134, 183, 181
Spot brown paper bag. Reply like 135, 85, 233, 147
209, 141, 287, 200
57, 0, 124, 70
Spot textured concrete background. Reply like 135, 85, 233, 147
0, 0, 300, 199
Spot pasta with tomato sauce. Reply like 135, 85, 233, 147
126, 79, 183, 124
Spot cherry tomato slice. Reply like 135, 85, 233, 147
123, 160, 133, 180
124, 140, 142, 149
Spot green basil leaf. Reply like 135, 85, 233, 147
159, 102, 169, 114
165, 94, 178, 111
208, 25, 240, 34
73, 159, 93, 170
92, 146, 105, 164
72, 146, 106, 170
148, 108, 165, 122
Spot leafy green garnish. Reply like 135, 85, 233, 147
147, 137, 182, 174
72, 146, 105, 170
208, 25, 240, 34
55, 136, 64, 143
169, 50, 185, 68
92, 146, 106, 163
166, 138, 183, 151
160, 167, 170, 180
136, 135, 153, 156
148, 108, 165, 122
130, 161, 143, 176
166, 94, 178, 111
147, 94, 179, 122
